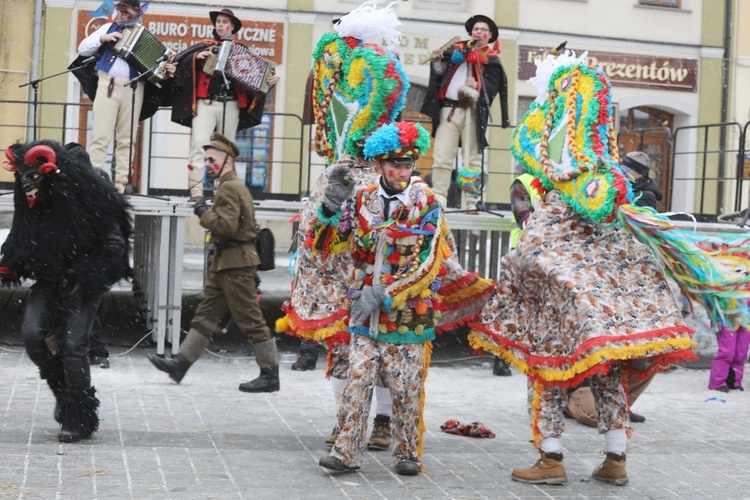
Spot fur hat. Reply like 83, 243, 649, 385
623, 151, 651, 177
203, 132, 240, 158
465, 14, 498, 43
210, 9, 242, 34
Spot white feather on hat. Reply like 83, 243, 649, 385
529, 50, 588, 105
335, 0, 402, 48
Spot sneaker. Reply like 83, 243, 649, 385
592, 452, 628, 486
394, 459, 419, 476
325, 427, 337, 447
291, 354, 316, 371
319, 455, 358, 472
367, 416, 391, 451
511, 450, 567, 485
89, 355, 110, 369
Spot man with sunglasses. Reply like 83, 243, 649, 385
149, 133, 280, 394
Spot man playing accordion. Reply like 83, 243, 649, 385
77, 0, 176, 196
170, 8, 279, 200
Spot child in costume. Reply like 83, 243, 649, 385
468, 50, 697, 486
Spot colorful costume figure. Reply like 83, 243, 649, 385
420, 14, 510, 211
0, 140, 132, 443
468, 51, 696, 486
170, 8, 277, 199
314, 121, 454, 476
276, 1, 493, 452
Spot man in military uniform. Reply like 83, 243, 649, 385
149, 133, 280, 393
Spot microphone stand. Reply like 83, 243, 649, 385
19, 55, 98, 142
121, 62, 171, 200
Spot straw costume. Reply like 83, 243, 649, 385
468, 51, 696, 486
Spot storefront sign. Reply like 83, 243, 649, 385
519, 46, 697, 92
76, 11, 284, 64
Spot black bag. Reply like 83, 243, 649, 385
256, 228, 275, 271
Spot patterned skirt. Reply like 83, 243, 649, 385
469, 192, 696, 388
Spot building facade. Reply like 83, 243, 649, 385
0, 0, 740, 216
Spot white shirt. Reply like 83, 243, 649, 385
445, 62, 468, 101
377, 181, 411, 218
78, 23, 132, 80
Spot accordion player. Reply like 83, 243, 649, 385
169, 8, 279, 199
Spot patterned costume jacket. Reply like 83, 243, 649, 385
309, 181, 452, 345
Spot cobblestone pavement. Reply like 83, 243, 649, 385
1, 345, 749, 499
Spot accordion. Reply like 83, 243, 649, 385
203, 42, 276, 95
113, 25, 175, 84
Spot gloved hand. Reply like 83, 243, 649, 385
193, 197, 210, 217
322, 165, 354, 213
349, 284, 386, 327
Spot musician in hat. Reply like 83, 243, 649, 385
76, 0, 176, 196
149, 132, 281, 394
420, 14, 510, 213
170, 8, 280, 199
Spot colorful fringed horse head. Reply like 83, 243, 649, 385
312, 33, 409, 163
512, 51, 632, 223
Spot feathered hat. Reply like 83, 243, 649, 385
362, 121, 431, 162
311, 1, 409, 164
511, 49, 632, 223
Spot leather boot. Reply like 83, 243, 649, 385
592, 452, 628, 486
511, 450, 567, 485
239, 338, 280, 393
367, 415, 391, 451
149, 328, 208, 383
239, 366, 280, 393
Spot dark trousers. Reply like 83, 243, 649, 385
22, 280, 101, 391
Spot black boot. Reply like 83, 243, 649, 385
239, 366, 280, 393
149, 354, 193, 384
291, 354, 317, 371
58, 387, 100, 443
493, 357, 512, 377
40, 355, 66, 423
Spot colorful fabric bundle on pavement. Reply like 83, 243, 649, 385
440, 419, 496, 438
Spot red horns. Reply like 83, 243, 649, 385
24, 145, 58, 175
2, 144, 17, 172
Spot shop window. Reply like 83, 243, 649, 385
638, 0, 681, 8
236, 87, 275, 196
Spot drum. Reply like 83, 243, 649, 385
113, 25, 175, 84
203, 42, 275, 95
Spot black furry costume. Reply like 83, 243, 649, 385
0, 140, 132, 442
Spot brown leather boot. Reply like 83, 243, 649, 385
511, 450, 567, 485
592, 452, 628, 486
